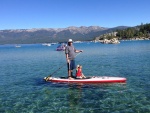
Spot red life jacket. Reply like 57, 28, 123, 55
76, 68, 82, 77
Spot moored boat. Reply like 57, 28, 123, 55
15, 45, 21, 48
56, 44, 66, 51
44, 76, 126, 84
42, 43, 51, 46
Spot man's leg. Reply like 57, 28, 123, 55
67, 63, 71, 78
71, 71, 73, 77
71, 70, 75, 78
68, 70, 74, 79
68, 62, 74, 79
71, 60, 75, 78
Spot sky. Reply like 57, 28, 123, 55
0, 0, 150, 30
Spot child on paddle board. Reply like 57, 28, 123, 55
76, 65, 86, 79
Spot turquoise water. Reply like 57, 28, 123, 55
0, 41, 150, 113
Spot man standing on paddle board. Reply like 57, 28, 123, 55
65, 39, 83, 79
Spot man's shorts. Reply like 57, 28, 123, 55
67, 60, 75, 70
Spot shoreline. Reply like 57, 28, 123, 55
0, 39, 150, 45
97, 38, 150, 44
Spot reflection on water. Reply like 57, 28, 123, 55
43, 82, 127, 112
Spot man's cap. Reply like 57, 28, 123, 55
68, 39, 73, 42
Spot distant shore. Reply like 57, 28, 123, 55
0, 38, 150, 45
95, 37, 150, 44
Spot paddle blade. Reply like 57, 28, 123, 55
44, 76, 52, 81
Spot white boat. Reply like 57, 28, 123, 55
15, 45, 21, 48
42, 43, 51, 46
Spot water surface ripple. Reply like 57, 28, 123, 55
0, 41, 150, 113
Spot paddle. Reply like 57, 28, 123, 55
44, 52, 82, 81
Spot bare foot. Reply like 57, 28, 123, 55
68, 77, 74, 80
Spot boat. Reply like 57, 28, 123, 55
15, 45, 21, 48
51, 43, 57, 45
46, 44, 51, 46
56, 44, 66, 51
44, 76, 126, 84
42, 43, 51, 46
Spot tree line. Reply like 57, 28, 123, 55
97, 23, 150, 40
116, 23, 150, 40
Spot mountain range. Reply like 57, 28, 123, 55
0, 26, 128, 44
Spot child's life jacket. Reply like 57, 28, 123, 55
76, 68, 82, 77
